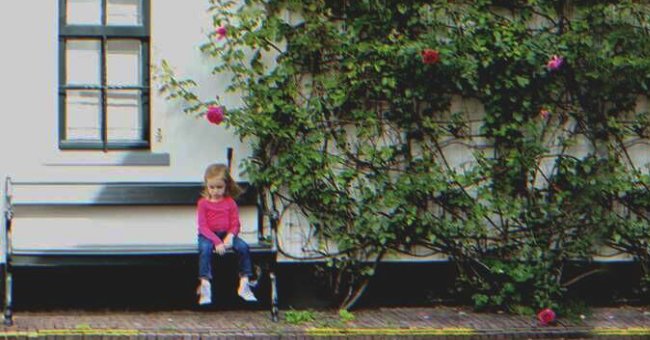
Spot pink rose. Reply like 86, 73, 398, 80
216, 25, 227, 40
206, 105, 225, 125
421, 49, 440, 64
537, 308, 556, 326
547, 55, 564, 71
540, 108, 551, 119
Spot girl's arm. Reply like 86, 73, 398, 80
197, 199, 223, 245
227, 198, 241, 236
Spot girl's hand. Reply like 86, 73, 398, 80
214, 243, 226, 255
223, 233, 234, 248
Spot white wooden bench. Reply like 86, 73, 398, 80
2, 177, 279, 325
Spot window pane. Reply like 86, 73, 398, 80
66, 90, 101, 140
107, 0, 142, 25
106, 40, 141, 86
107, 90, 143, 141
66, 40, 101, 85
66, 0, 101, 25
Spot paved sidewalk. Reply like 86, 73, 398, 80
0, 306, 648, 339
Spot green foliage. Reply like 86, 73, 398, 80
555, 298, 592, 322
161, 0, 650, 311
338, 309, 356, 322
285, 309, 317, 324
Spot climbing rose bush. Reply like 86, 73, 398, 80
161, 0, 650, 312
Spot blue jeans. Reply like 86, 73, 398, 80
198, 232, 253, 280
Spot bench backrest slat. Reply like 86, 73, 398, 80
9, 182, 257, 206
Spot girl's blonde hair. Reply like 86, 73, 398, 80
201, 163, 243, 199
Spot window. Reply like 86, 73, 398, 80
59, 0, 150, 150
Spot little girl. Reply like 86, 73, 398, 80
197, 163, 257, 305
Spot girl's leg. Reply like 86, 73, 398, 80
197, 235, 214, 304
231, 236, 257, 302
231, 236, 253, 278
198, 235, 214, 280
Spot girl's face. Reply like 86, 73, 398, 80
206, 177, 227, 201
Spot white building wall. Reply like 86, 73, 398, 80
0, 1, 647, 263
0, 1, 252, 183
0, 1, 256, 263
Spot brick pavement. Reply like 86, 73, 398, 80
0, 306, 648, 339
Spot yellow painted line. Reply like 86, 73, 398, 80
592, 327, 650, 336
40, 328, 141, 335
0, 327, 647, 337
307, 327, 476, 336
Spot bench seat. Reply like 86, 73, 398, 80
11, 242, 276, 256
10, 242, 275, 267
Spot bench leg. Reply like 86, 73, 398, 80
269, 271, 279, 322
3, 264, 12, 326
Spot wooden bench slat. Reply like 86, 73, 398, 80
10, 245, 276, 267
9, 182, 257, 206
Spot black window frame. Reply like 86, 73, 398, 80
58, 0, 151, 151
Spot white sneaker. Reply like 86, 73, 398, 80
249, 265, 262, 288
238, 282, 257, 302
198, 280, 212, 305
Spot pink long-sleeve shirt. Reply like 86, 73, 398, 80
197, 197, 241, 246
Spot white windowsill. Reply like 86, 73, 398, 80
43, 152, 170, 166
